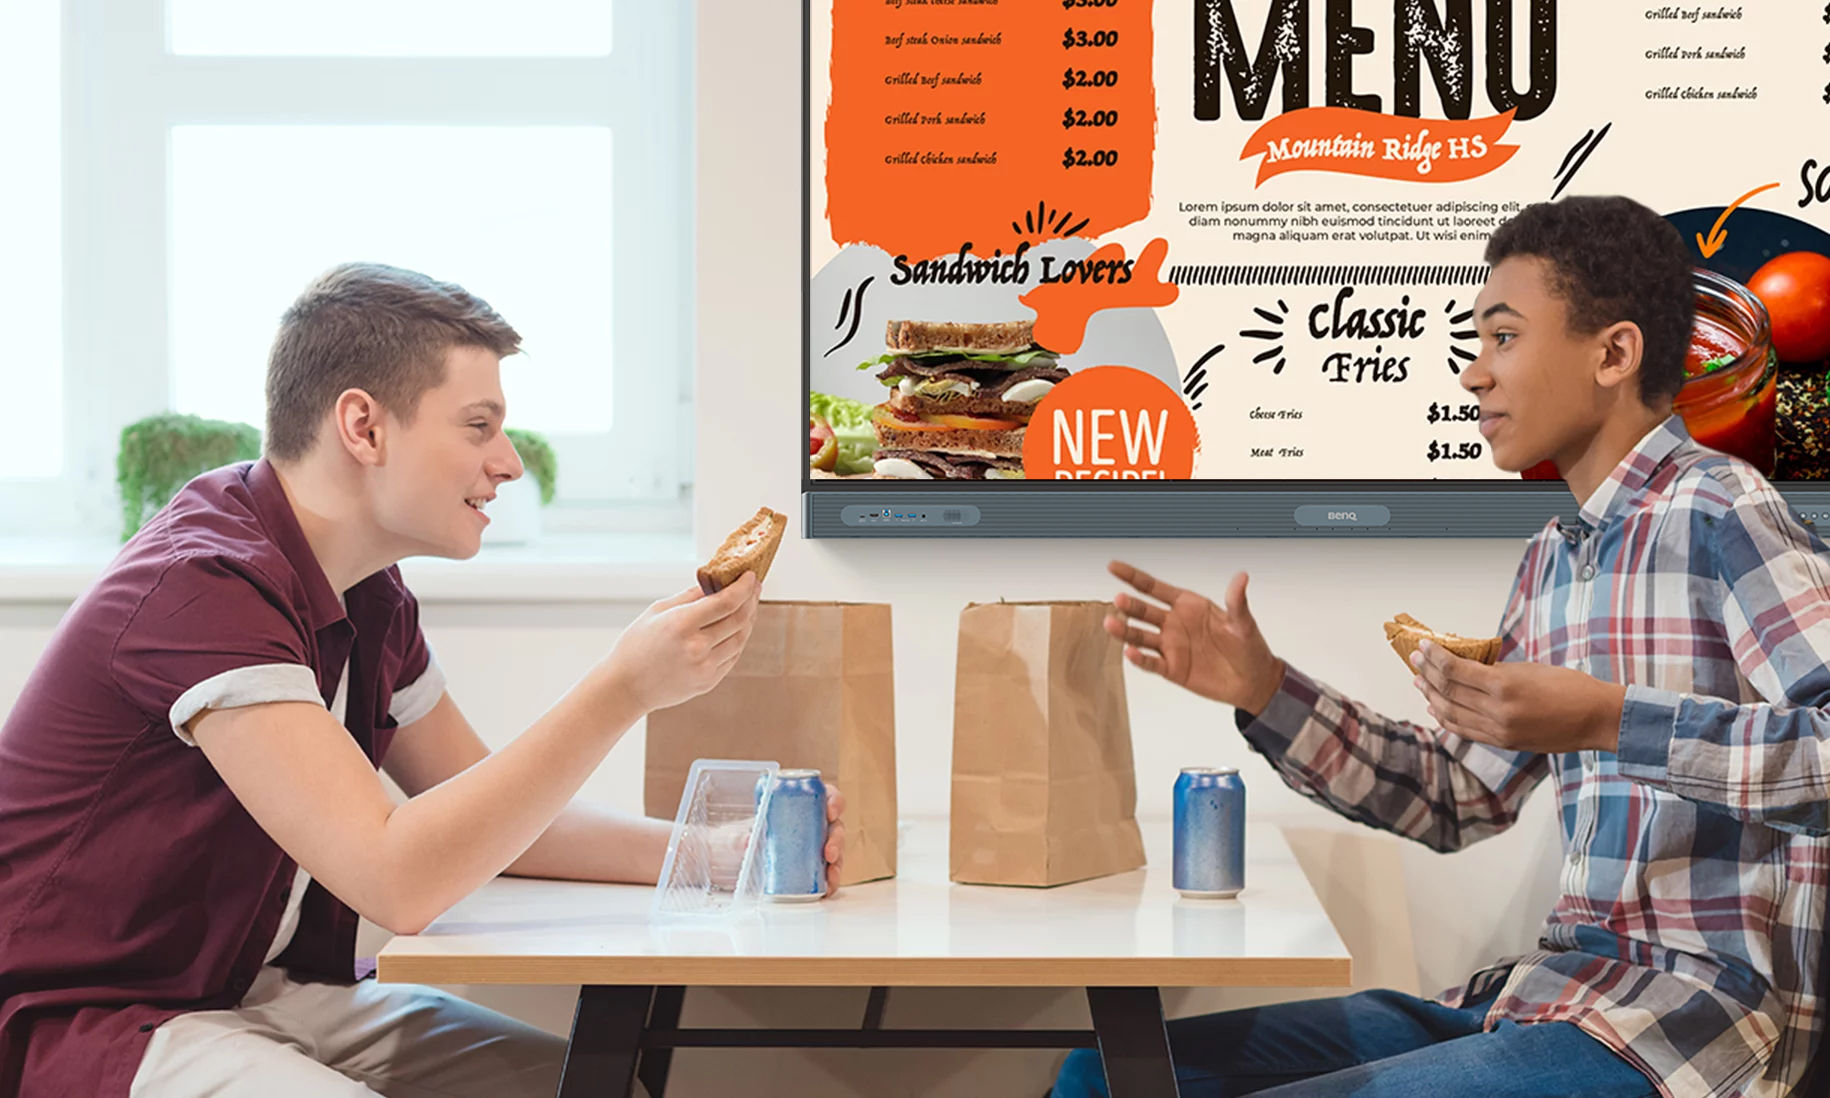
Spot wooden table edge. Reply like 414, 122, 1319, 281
375, 955, 1353, 988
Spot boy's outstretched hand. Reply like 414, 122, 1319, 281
1105, 561, 1286, 715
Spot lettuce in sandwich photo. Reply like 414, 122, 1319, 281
809, 392, 879, 476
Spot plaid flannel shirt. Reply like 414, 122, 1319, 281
1239, 416, 1827, 1098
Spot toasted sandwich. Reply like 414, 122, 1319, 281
697, 507, 786, 595
1383, 612, 1502, 670
858, 319, 1068, 480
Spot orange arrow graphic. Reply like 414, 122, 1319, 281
1697, 182, 1780, 258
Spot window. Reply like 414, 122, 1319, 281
0, 0, 63, 486
2, 0, 692, 539
168, 0, 615, 57
170, 126, 617, 436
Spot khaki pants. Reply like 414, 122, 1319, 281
130, 967, 578, 1098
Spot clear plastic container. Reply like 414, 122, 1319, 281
650, 758, 779, 925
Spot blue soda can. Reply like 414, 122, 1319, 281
757, 769, 828, 901
1173, 767, 1246, 898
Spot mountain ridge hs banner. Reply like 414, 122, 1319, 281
950, 600, 1147, 887
644, 601, 898, 886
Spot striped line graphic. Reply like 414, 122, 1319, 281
1165, 264, 1490, 287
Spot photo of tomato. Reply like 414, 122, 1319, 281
871, 404, 1023, 433
871, 403, 952, 432
924, 412, 1024, 431
1747, 252, 1830, 364
809, 414, 837, 471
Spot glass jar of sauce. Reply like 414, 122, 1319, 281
1675, 268, 1777, 476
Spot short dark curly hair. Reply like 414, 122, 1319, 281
1483, 195, 1694, 406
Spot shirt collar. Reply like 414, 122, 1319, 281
245, 458, 352, 631
1567, 415, 1690, 536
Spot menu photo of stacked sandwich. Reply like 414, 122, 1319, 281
856, 319, 1068, 480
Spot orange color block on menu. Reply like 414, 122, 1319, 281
825, 2, 1155, 262
1019, 238, 1180, 355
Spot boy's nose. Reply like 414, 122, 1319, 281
1460, 356, 1491, 393
494, 438, 525, 481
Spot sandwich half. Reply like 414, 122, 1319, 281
1383, 612, 1502, 670
859, 319, 1067, 480
697, 507, 786, 595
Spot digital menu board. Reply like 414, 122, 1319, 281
806, 0, 1830, 495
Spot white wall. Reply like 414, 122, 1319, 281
0, 1, 1574, 1091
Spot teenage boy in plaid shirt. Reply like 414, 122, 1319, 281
1058, 195, 1826, 1098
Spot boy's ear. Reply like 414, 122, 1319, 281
333, 388, 386, 466
1593, 320, 1645, 394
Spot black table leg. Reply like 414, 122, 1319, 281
558, 985, 654, 1098
636, 986, 687, 1098
1085, 987, 1180, 1098
861, 986, 889, 1030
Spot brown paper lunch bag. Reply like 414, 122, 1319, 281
644, 600, 897, 885
949, 599, 1146, 887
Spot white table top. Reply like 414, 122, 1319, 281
377, 817, 1351, 989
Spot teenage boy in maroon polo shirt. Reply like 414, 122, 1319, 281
0, 262, 844, 1097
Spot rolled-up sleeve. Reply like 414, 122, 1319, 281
110, 554, 323, 745
388, 648, 446, 728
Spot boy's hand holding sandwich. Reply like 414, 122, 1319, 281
602, 572, 761, 714
1408, 635, 1626, 755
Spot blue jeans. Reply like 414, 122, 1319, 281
1052, 989, 1656, 1097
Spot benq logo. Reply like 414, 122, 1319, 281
1328, 511, 1357, 521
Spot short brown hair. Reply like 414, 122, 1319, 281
264, 262, 522, 461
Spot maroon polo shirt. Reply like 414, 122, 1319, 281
0, 459, 439, 1097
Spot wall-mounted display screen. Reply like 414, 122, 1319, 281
803, 0, 1830, 536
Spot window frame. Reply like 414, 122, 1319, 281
3, 0, 694, 539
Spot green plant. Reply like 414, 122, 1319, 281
505, 427, 558, 506
116, 413, 262, 540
